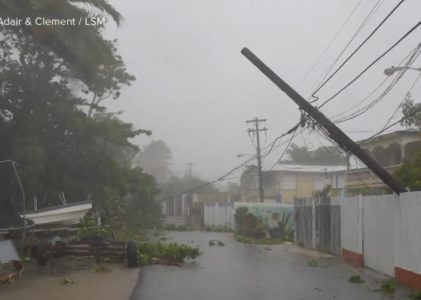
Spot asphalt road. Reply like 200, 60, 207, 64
130, 231, 408, 300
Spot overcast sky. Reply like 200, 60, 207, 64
105, 0, 421, 182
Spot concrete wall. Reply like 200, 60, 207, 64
234, 202, 294, 228
203, 203, 233, 228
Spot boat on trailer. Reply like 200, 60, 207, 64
23, 200, 92, 226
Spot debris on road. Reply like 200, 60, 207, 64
348, 275, 364, 283
307, 259, 318, 267
208, 240, 224, 247
59, 278, 75, 285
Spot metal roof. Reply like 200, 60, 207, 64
266, 164, 346, 173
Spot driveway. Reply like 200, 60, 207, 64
130, 231, 409, 300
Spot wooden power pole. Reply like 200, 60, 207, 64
241, 47, 406, 194
247, 117, 267, 202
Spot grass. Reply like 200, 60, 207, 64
409, 292, 421, 299
376, 279, 396, 296
348, 275, 364, 283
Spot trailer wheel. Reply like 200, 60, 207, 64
35, 242, 49, 266
127, 240, 137, 267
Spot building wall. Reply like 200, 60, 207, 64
269, 171, 345, 204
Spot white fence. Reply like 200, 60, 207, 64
339, 191, 421, 290
395, 192, 421, 279
203, 203, 234, 228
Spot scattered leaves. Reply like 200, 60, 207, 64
348, 275, 364, 283
409, 292, 421, 299
59, 278, 75, 285
307, 260, 318, 267
93, 265, 110, 273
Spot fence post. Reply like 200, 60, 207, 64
358, 194, 364, 257
312, 198, 316, 249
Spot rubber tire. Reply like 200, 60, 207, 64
126, 240, 137, 267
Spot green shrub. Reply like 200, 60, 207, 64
137, 242, 201, 265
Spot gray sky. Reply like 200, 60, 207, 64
105, 0, 421, 182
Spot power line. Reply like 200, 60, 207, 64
308, 0, 385, 99
310, 0, 404, 104
333, 42, 421, 123
269, 127, 303, 170
368, 105, 421, 139
297, 0, 364, 87
159, 121, 302, 202
317, 20, 421, 110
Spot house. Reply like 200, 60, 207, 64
347, 130, 421, 194
241, 164, 347, 204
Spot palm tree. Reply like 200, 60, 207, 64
0, 0, 123, 83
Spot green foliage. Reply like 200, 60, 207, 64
377, 279, 396, 296
396, 151, 421, 191
401, 94, 421, 129
409, 291, 421, 299
307, 260, 318, 267
0, 3, 161, 230
0, 0, 123, 85
269, 212, 291, 240
137, 242, 201, 265
234, 207, 249, 234
285, 144, 347, 166
348, 275, 364, 283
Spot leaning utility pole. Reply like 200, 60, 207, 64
241, 47, 406, 194
247, 117, 267, 202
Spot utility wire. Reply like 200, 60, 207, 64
380, 71, 421, 130
334, 42, 421, 123
269, 127, 302, 170
317, 20, 421, 110
309, 0, 383, 99
311, 0, 405, 106
330, 43, 420, 121
368, 105, 421, 139
159, 120, 304, 201
298, 0, 363, 87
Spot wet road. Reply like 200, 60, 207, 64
130, 231, 408, 300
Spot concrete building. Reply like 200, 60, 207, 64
347, 130, 421, 194
241, 164, 347, 204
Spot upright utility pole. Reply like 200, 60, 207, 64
246, 117, 267, 202
241, 47, 406, 194
186, 162, 196, 177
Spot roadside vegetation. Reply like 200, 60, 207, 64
233, 207, 293, 245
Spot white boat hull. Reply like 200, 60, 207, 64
22, 203, 92, 226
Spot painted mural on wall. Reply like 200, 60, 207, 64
233, 202, 294, 228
